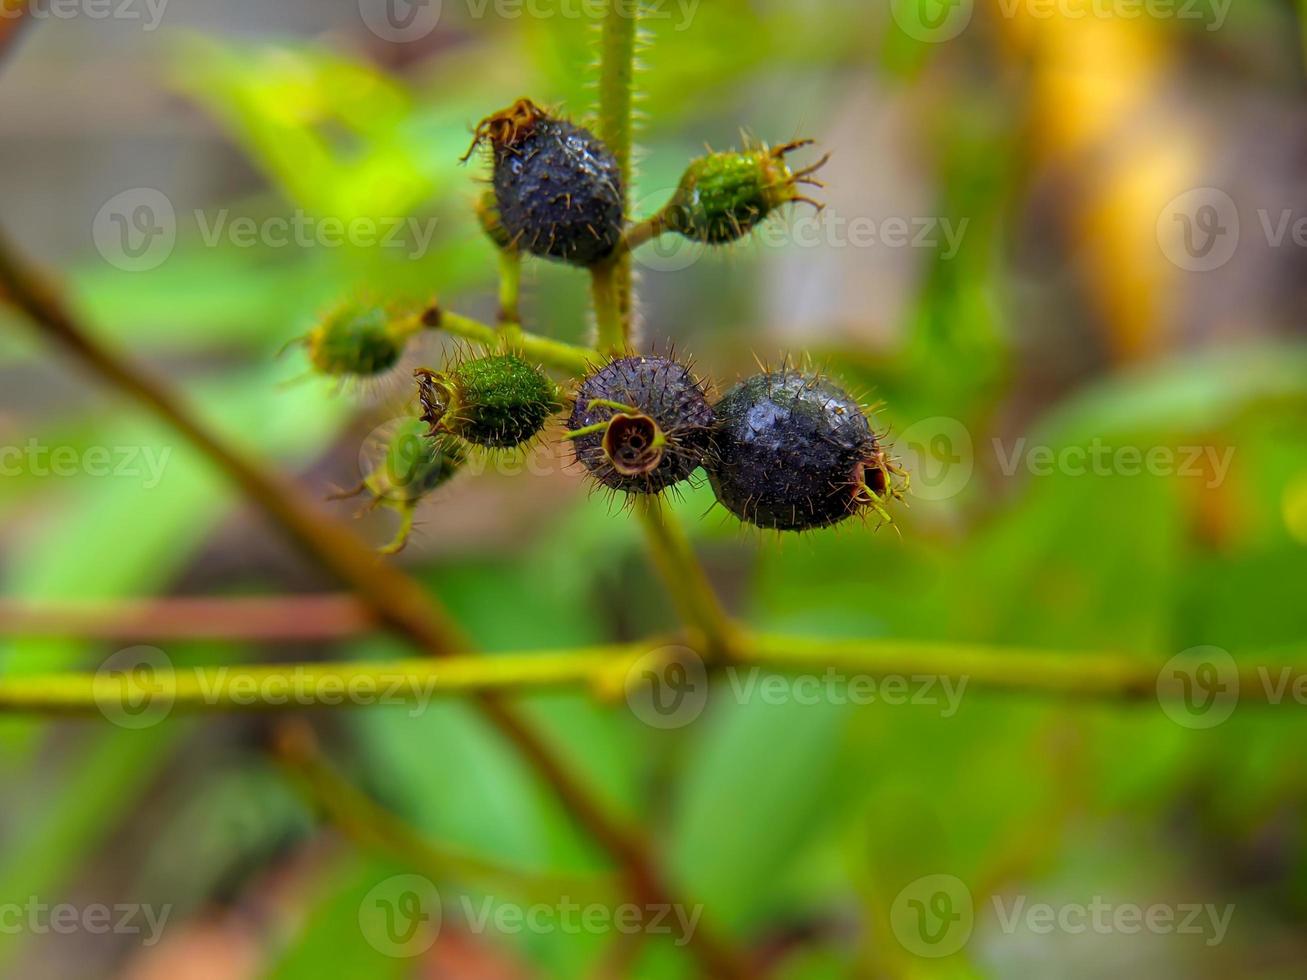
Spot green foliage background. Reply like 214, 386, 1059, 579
1, 0, 1306, 976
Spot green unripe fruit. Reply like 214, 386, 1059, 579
662, 140, 829, 245
334, 417, 466, 555
367, 417, 465, 504
415, 353, 557, 449
306, 300, 421, 378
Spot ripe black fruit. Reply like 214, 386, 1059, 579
468, 99, 623, 266
708, 370, 901, 531
566, 355, 714, 494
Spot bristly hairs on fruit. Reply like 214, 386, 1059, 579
329, 414, 466, 555
706, 356, 908, 533
563, 349, 714, 506
289, 293, 436, 404
414, 344, 561, 451
654, 135, 830, 247
463, 98, 625, 267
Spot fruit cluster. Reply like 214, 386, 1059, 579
307, 97, 907, 550
345, 346, 906, 547
564, 354, 907, 531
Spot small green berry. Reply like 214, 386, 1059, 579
415, 353, 557, 449
662, 140, 829, 244
334, 417, 465, 554
306, 299, 422, 378
370, 418, 465, 504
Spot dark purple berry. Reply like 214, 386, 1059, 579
467, 99, 623, 267
566, 355, 714, 494
708, 370, 903, 531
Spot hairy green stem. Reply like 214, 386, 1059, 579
589, 260, 627, 353
619, 213, 668, 254
496, 250, 522, 324
596, 0, 636, 186
591, 0, 639, 349
0, 648, 635, 714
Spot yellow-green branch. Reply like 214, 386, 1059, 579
2, 637, 1300, 713
434, 308, 595, 375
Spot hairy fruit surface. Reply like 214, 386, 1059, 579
708, 370, 901, 531
333, 417, 466, 554
416, 353, 557, 449
470, 99, 624, 266
306, 300, 419, 378
567, 355, 714, 494
663, 141, 829, 245
372, 418, 466, 504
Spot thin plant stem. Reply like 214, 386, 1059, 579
497, 249, 522, 324
619, 213, 669, 254
434, 307, 594, 374
635, 496, 737, 661
1, 636, 1303, 712
273, 721, 616, 905
589, 2, 741, 676
590, 0, 639, 350
589, 259, 627, 353
0, 228, 722, 976
0, 595, 374, 642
